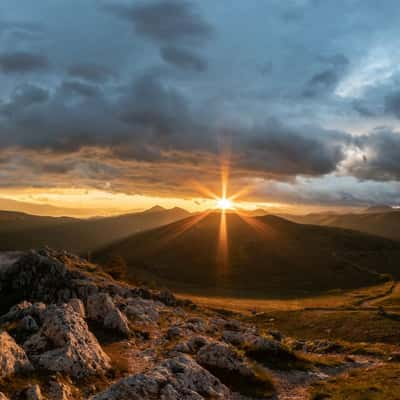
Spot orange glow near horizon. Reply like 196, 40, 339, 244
216, 197, 233, 210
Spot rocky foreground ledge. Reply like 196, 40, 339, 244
0, 249, 381, 400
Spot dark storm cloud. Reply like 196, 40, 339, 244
302, 54, 349, 97
0, 0, 399, 205
0, 84, 49, 115
160, 46, 207, 72
0, 71, 352, 186
303, 70, 339, 97
349, 129, 400, 181
235, 119, 349, 177
0, 52, 49, 73
60, 80, 101, 98
384, 91, 400, 118
352, 100, 376, 117
67, 63, 115, 83
105, 0, 213, 44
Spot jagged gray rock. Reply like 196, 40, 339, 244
197, 341, 254, 377
87, 293, 130, 336
0, 331, 33, 379
24, 303, 111, 378
125, 297, 161, 324
19, 315, 39, 332
91, 355, 232, 400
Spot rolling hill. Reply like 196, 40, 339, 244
0, 197, 124, 217
284, 211, 400, 242
94, 212, 400, 297
0, 210, 76, 233
0, 207, 190, 254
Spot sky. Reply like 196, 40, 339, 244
0, 0, 400, 214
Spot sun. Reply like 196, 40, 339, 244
216, 197, 233, 210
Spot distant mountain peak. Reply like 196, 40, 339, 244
144, 205, 167, 213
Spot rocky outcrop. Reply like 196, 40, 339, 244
0, 331, 32, 379
124, 297, 161, 324
197, 342, 254, 377
24, 303, 111, 378
91, 355, 232, 400
0, 249, 282, 399
87, 293, 130, 336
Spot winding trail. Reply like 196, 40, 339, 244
360, 281, 400, 308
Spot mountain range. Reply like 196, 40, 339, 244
0, 206, 190, 254
94, 212, 400, 297
284, 209, 400, 242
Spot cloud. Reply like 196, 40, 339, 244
303, 69, 338, 97
0, 72, 353, 196
0, 52, 49, 73
234, 118, 349, 177
252, 176, 400, 207
317, 54, 349, 68
0, 0, 399, 207
302, 54, 349, 97
105, 0, 213, 45
160, 46, 207, 71
352, 100, 376, 117
60, 80, 101, 98
0, 84, 49, 115
67, 63, 115, 82
347, 129, 400, 181
384, 90, 400, 118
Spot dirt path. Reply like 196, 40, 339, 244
332, 252, 399, 309
269, 356, 383, 400
360, 281, 400, 308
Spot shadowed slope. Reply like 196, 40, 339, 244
0, 207, 190, 254
94, 213, 400, 297
0, 211, 76, 233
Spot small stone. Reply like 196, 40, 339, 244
166, 326, 182, 340
25, 384, 43, 400
19, 315, 39, 332
87, 293, 130, 336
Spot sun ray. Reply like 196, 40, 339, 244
217, 209, 229, 278
191, 180, 219, 200
234, 209, 277, 239
148, 210, 211, 253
